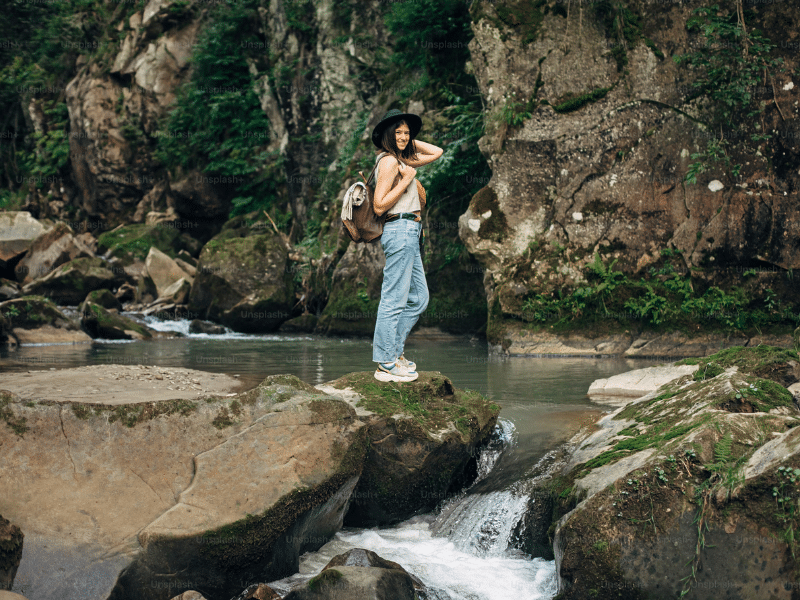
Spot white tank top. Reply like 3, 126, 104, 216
376, 154, 420, 215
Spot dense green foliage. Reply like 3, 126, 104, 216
521, 251, 799, 334
156, 0, 282, 218
675, 2, 783, 183
0, 0, 121, 207
385, 0, 473, 86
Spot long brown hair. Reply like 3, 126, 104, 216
378, 119, 419, 161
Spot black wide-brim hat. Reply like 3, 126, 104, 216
371, 109, 422, 149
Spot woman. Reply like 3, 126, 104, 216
370, 109, 443, 383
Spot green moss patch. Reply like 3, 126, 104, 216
328, 371, 499, 439
81, 302, 152, 339
0, 295, 70, 329
552, 87, 611, 113
716, 376, 796, 413
97, 224, 195, 261
60, 399, 199, 428
0, 391, 28, 437
579, 366, 798, 479
678, 346, 800, 387
308, 568, 342, 591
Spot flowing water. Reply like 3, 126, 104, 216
0, 318, 662, 599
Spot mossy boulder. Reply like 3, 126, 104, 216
80, 301, 153, 340
82, 288, 122, 311
0, 295, 89, 345
21, 257, 124, 305
0, 515, 23, 591
317, 241, 383, 337
188, 232, 295, 332
96, 224, 200, 263
0, 296, 75, 330
320, 371, 501, 526
546, 346, 800, 599
1, 374, 367, 600
284, 549, 419, 600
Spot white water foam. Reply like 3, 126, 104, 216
267, 518, 557, 600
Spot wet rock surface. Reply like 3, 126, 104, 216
282, 549, 420, 600
0, 516, 23, 592
320, 372, 500, 526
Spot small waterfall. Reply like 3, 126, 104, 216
432, 490, 531, 557
474, 419, 516, 484
432, 423, 566, 561
260, 418, 559, 600
431, 420, 531, 557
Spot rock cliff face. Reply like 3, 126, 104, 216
59, 0, 390, 235
7, 0, 800, 340
462, 0, 800, 348
66, 2, 202, 223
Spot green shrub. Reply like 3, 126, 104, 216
155, 0, 282, 218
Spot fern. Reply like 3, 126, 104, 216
712, 432, 733, 466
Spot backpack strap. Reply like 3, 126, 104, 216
366, 151, 391, 186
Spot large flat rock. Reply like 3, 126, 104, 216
0, 365, 242, 404
586, 364, 698, 405
1, 374, 367, 600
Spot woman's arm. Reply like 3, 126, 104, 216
373, 155, 416, 216
402, 140, 443, 168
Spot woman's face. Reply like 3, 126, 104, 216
394, 121, 410, 151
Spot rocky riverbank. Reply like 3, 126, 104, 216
1, 368, 498, 600
521, 345, 800, 599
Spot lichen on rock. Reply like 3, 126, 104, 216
542, 345, 800, 599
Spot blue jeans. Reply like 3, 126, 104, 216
372, 217, 429, 364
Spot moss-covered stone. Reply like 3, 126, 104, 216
81, 288, 122, 311
330, 371, 500, 525
96, 223, 199, 262
188, 232, 294, 333
317, 275, 379, 336
0, 295, 74, 330
24, 257, 122, 305
547, 347, 800, 598
552, 87, 611, 113
80, 301, 152, 340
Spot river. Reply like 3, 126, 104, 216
0, 318, 661, 599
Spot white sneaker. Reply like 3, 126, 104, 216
374, 362, 418, 382
397, 355, 417, 372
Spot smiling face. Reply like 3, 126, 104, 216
394, 121, 410, 151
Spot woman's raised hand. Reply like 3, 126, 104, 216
398, 162, 417, 181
